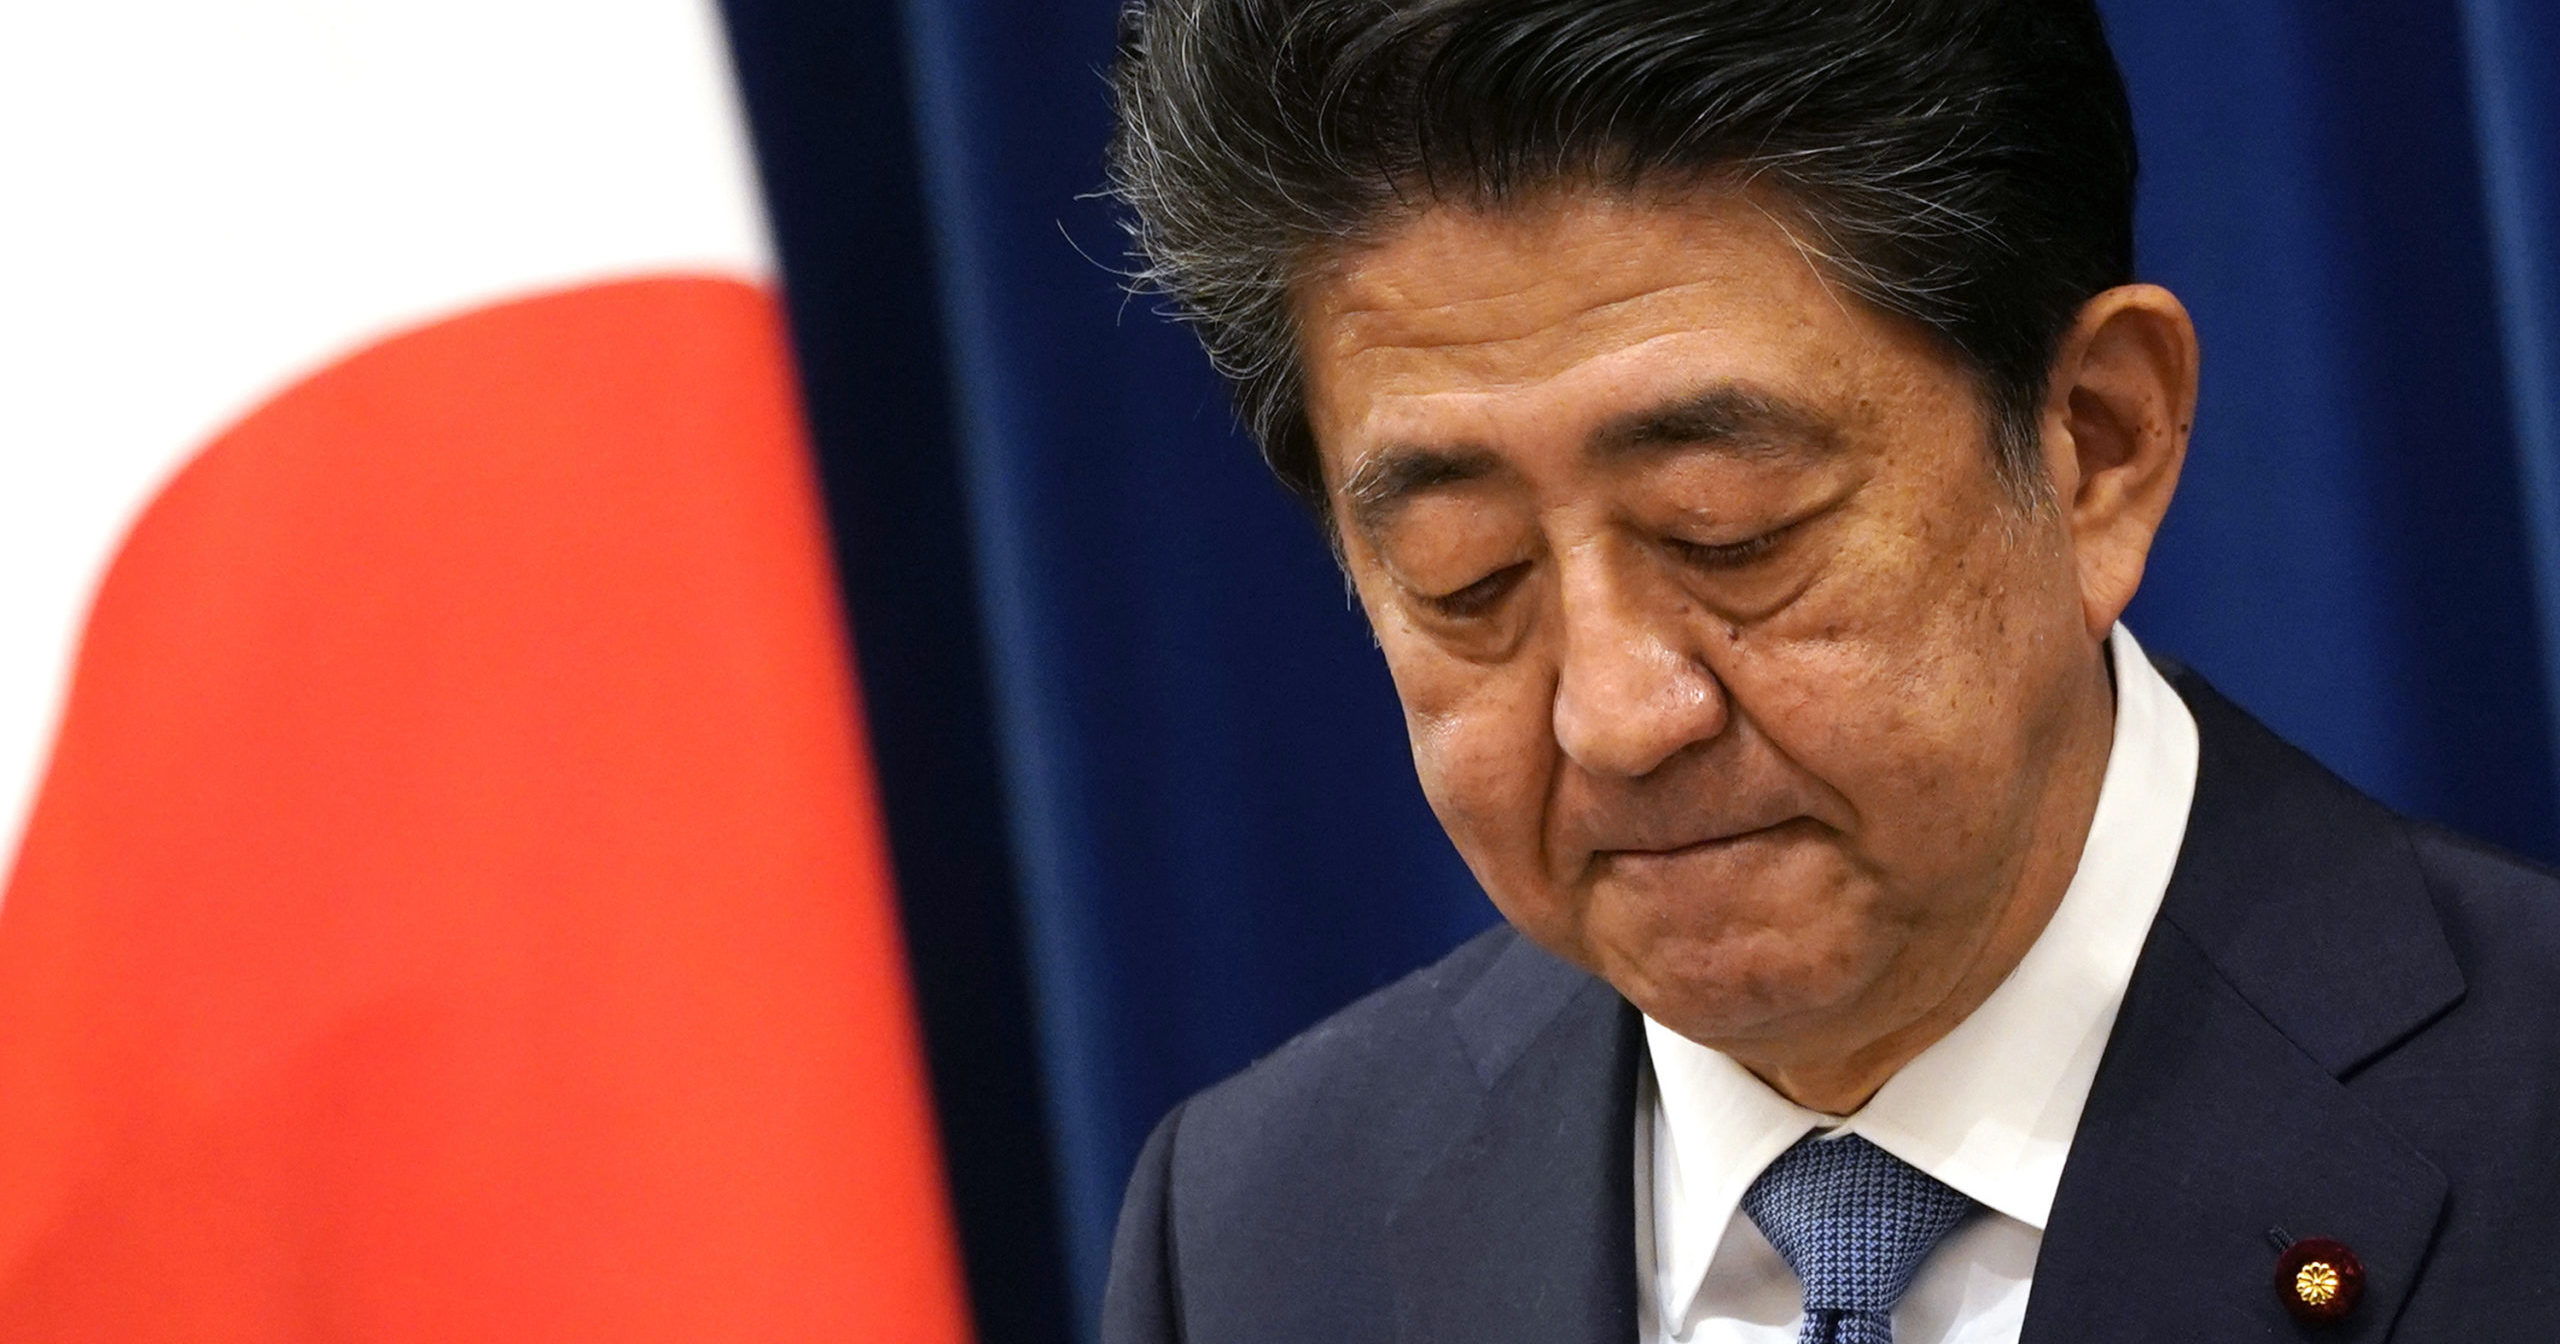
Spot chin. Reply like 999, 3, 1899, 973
1612, 935, 1876, 1047
1557, 880, 1892, 1050
1482, 837, 1889, 1040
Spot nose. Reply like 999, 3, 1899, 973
1550, 550, 1730, 778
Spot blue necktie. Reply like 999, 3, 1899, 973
1740, 1133, 1979, 1344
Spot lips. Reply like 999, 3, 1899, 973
1577, 803, 1804, 852
1550, 754, 1833, 880
1576, 813, 1813, 871
1606, 821, 1788, 855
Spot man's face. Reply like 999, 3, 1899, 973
1298, 190, 2112, 1061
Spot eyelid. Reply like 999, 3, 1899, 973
1419, 560, 1530, 618
1667, 523, 1789, 569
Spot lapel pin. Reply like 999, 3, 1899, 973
2274, 1236, 2364, 1326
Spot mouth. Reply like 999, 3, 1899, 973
1588, 816, 1816, 871
1597, 819, 1781, 849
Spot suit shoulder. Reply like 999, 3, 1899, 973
1173, 921, 1517, 1149
2345, 820, 2560, 1330
2405, 821, 2560, 982
1112, 925, 1529, 1335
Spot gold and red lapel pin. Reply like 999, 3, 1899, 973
2274, 1235, 2364, 1326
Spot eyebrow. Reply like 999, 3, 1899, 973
1342, 446, 1507, 536
1339, 384, 1836, 536
1589, 385, 1837, 464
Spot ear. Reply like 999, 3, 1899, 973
2034, 284, 2199, 640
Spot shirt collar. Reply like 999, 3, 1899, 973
1643, 624, 2200, 1328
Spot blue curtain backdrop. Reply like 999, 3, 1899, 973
723, 2, 2560, 1337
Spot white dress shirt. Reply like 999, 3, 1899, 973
1635, 624, 2200, 1344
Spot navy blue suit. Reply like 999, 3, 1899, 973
1102, 669, 2560, 1341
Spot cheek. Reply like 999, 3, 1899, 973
1380, 637, 1558, 869
1721, 636, 1945, 826
1726, 512, 2078, 867
1867, 513, 2081, 755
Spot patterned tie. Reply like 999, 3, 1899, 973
1740, 1133, 1980, 1344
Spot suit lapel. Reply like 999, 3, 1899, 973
2023, 921, 2449, 1341
2024, 672, 2463, 1342
1388, 936, 1641, 1344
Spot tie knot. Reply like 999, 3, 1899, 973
1740, 1133, 1978, 1318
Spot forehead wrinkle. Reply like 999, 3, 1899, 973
1325, 272, 1739, 373
1308, 188, 1826, 376
1302, 194, 1881, 519
1339, 322, 1781, 420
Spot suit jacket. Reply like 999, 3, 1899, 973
1102, 669, 2560, 1341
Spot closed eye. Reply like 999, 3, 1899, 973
1421, 562, 1530, 618
1668, 527, 1786, 571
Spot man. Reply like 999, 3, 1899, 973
1099, 1, 2560, 1340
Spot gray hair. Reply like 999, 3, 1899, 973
1106, 0, 2137, 513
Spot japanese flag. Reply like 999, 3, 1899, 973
0, 3, 973, 1339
